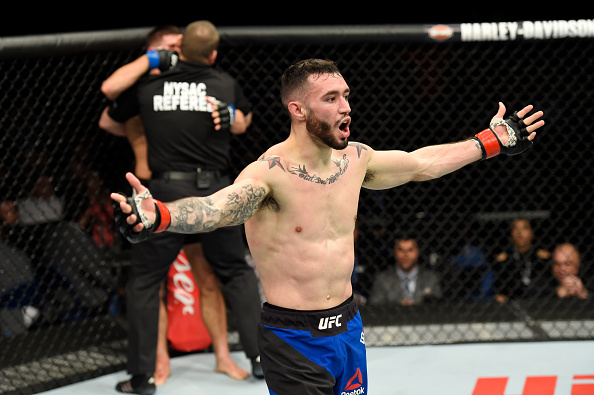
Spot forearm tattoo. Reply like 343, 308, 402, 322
168, 184, 267, 233
168, 197, 221, 233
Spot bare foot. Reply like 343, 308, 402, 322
154, 353, 171, 386
215, 356, 249, 380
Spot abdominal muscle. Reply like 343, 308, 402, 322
245, 221, 355, 311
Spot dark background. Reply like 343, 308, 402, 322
1, 7, 587, 37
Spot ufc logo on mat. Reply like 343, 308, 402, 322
318, 314, 342, 330
472, 375, 594, 395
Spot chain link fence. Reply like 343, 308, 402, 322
1, 22, 593, 394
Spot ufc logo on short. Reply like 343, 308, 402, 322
318, 314, 342, 330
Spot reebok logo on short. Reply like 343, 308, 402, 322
341, 367, 365, 395
318, 314, 342, 330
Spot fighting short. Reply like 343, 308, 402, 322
258, 295, 368, 395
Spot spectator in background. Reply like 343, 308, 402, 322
77, 170, 115, 250
551, 243, 589, 300
2, 172, 116, 320
492, 218, 551, 302
369, 234, 442, 306
0, 199, 41, 336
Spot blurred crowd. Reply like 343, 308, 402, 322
0, 143, 117, 335
352, 216, 590, 307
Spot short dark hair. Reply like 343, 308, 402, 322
145, 25, 182, 48
394, 232, 418, 244
280, 59, 342, 109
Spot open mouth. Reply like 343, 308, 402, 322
338, 118, 351, 137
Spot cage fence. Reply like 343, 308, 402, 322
0, 22, 593, 394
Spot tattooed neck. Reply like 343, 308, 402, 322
288, 154, 349, 185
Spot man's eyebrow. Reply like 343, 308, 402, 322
323, 88, 350, 96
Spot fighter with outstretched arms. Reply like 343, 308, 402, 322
111, 59, 544, 394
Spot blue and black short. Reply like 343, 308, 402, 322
258, 295, 368, 395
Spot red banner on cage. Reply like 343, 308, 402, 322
166, 250, 211, 352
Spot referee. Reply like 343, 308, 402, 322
107, 21, 262, 394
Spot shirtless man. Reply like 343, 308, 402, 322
111, 59, 544, 394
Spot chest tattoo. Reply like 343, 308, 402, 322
288, 155, 349, 185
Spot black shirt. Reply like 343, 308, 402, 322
491, 245, 552, 300
109, 60, 251, 172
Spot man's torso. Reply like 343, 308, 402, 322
244, 142, 370, 310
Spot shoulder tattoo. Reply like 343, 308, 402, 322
348, 142, 368, 158
259, 155, 285, 172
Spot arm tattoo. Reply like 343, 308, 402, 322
168, 184, 267, 233
224, 184, 268, 226
168, 197, 222, 233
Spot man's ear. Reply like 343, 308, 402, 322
208, 49, 218, 65
288, 101, 306, 121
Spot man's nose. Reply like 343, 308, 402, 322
340, 97, 351, 113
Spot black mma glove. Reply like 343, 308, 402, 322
472, 111, 533, 160
215, 100, 236, 130
146, 49, 179, 72
112, 190, 171, 244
